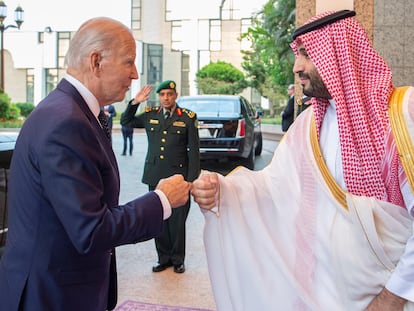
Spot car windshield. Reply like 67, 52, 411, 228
178, 97, 240, 117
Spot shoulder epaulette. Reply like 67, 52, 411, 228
181, 108, 196, 118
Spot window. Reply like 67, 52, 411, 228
147, 44, 163, 106
171, 20, 182, 51
26, 69, 34, 104
131, 0, 141, 30
38, 32, 44, 44
220, 0, 242, 20
210, 20, 221, 51
45, 69, 58, 96
58, 32, 72, 68
242, 97, 256, 118
181, 51, 190, 96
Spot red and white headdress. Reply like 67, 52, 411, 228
291, 11, 399, 203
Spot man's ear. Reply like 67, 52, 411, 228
91, 51, 102, 75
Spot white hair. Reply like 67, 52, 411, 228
65, 17, 132, 70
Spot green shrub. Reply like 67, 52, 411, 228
196, 61, 247, 95
0, 92, 11, 119
6, 104, 20, 120
15, 102, 35, 117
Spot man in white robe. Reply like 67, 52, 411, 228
191, 10, 414, 311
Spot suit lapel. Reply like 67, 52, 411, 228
56, 79, 118, 169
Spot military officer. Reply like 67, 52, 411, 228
121, 80, 200, 274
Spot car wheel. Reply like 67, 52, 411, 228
242, 147, 255, 170
254, 132, 263, 156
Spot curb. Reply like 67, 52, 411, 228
0, 124, 284, 141
112, 124, 283, 141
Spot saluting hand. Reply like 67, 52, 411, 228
133, 85, 153, 104
156, 174, 191, 208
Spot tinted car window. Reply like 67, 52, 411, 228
239, 97, 254, 118
179, 98, 240, 117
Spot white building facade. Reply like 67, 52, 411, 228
2, 0, 262, 107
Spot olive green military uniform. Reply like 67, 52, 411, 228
120, 89, 200, 268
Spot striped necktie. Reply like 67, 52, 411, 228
98, 110, 111, 140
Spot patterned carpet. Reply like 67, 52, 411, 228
114, 300, 214, 311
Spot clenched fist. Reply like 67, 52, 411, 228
156, 174, 191, 208
191, 171, 219, 210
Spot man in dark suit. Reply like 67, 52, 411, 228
0, 17, 190, 311
121, 80, 200, 274
281, 84, 295, 132
121, 125, 134, 156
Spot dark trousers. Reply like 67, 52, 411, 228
149, 185, 190, 265
121, 126, 133, 155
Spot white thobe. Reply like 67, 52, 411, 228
202, 88, 414, 310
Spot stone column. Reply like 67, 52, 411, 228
295, 0, 373, 40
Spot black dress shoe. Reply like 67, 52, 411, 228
173, 263, 185, 273
152, 262, 172, 273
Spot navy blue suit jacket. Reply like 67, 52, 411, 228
0, 79, 164, 311
282, 95, 295, 132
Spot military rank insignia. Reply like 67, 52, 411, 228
173, 121, 186, 127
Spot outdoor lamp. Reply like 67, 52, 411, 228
0, 1, 24, 92
14, 5, 23, 28
0, 1, 6, 23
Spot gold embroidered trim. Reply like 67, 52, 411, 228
310, 114, 348, 210
388, 86, 414, 193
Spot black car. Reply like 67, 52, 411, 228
177, 95, 262, 169
0, 132, 17, 257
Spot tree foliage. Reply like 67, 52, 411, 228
0, 92, 20, 120
241, 0, 296, 98
195, 61, 247, 95
15, 102, 35, 117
